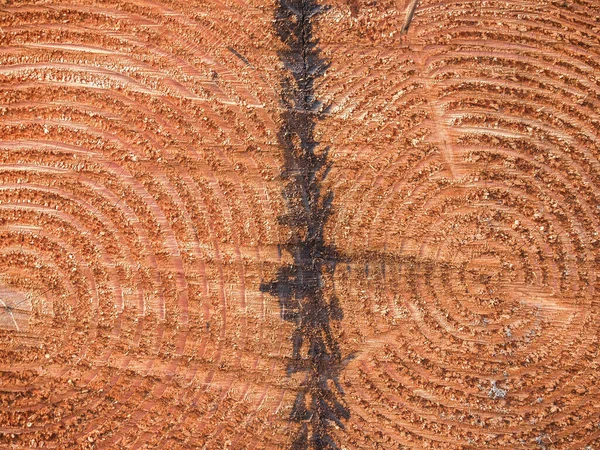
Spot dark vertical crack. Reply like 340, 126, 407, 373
260, 1, 349, 449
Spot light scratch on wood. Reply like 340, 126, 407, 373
401, 0, 419, 34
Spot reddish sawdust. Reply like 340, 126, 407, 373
1, 0, 600, 448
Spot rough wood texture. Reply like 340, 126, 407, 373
1, 0, 600, 448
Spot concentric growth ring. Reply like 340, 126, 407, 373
317, 1, 600, 448
0, 2, 294, 448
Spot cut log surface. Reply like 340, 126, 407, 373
1, 0, 600, 449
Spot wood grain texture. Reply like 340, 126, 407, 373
1, 0, 600, 449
